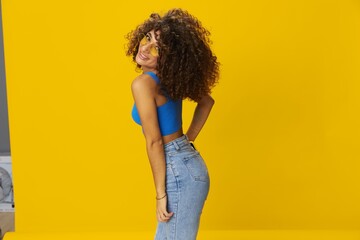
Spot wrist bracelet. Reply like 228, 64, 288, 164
156, 193, 167, 200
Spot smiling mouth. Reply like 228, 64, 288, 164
138, 52, 149, 60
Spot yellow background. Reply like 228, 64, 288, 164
2, 0, 360, 235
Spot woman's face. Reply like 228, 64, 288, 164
135, 30, 160, 72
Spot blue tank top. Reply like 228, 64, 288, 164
131, 72, 182, 136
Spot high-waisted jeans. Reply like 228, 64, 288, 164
155, 135, 210, 240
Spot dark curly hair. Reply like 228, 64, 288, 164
126, 8, 219, 102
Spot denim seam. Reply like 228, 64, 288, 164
168, 155, 180, 240
173, 183, 180, 239
173, 169, 181, 239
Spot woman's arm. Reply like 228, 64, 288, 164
131, 74, 173, 222
186, 94, 215, 141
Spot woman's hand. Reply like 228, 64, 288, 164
156, 196, 174, 222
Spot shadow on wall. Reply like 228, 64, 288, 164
0, 3, 14, 240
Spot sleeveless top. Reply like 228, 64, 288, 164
131, 72, 182, 136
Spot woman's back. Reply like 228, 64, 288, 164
131, 72, 182, 136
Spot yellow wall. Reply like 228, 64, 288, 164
2, 0, 360, 233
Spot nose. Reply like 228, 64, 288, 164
140, 42, 151, 53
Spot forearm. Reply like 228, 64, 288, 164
146, 139, 166, 196
186, 95, 215, 141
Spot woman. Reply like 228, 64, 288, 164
126, 8, 219, 240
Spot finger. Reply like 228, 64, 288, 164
162, 212, 174, 221
157, 212, 168, 222
160, 207, 172, 216
157, 214, 165, 222
162, 211, 174, 218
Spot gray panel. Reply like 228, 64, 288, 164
0, 1, 11, 156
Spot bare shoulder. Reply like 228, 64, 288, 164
131, 73, 157, 93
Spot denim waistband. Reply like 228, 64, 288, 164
164, 134, 190, 152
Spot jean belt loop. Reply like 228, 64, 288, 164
172, 139, 180, 151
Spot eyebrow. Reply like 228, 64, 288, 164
147, 32, 159, 44
147, 32, 153, 39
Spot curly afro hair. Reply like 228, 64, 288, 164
126, 8, 219, 102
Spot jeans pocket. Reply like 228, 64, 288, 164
166, 164, 178, 191
182, 153, 209, 182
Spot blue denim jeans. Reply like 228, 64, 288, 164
155, 135, 210, 240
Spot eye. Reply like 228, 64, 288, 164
146, 34, 151, 42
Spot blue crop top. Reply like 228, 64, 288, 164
131, 72, 182, 136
